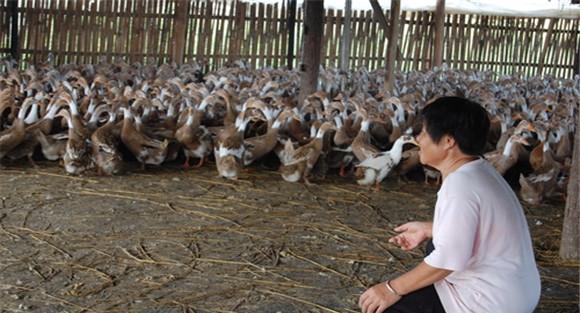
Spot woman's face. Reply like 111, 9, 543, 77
416, 125, 447, 169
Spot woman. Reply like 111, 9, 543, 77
358, 97, 541, 313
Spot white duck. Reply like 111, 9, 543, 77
355, 135, 418, 191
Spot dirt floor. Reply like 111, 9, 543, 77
0, 160, 578, 313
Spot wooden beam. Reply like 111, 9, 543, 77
286, 0, 297, 69
369, 0, 389, 35
560, 113, 580, 260
9, 0, 19, 61
298, 0, 324, 106
384, 0, 400, 93
339, 0, 352, 71
433, 0, 445, 67
171, 0, 189, 64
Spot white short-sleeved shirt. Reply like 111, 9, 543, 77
424, 158, 541, 313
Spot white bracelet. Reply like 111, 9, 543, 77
385, 280, 402, 297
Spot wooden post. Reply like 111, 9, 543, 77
560, 114, 580, 260
339, 0, 352, 71
298, 0, 324, 106
433, 0, 445, 67
287, 0, 297, 69
369, 0, 389, 35
9, 0, 19, 61
171, 0, 189, 64
384, 0, 400, 93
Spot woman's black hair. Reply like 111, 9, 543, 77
420, 96, 490, 156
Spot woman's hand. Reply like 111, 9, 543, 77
358, 282, 401, 313
389, 221, 432, 251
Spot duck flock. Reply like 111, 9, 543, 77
0, 59, 577, 205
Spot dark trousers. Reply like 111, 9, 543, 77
383, 239, 446, 313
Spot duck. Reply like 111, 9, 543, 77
213, 114, 250, 179
485, 134, 530, 176
350, 111, 380, 163
242, 107, 292, 166
0, 98, 35, 167
5, 99, 45, 166
519, 168, 558, 205
330, 111, 357, 176
175, 100, 212, 169
91, 107, 123, 175
58, 109, 94, 175
120, 107, 169, 170
355, 135, 419, 191
278, 122, 335, 185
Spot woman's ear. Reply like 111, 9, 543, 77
442, 135, 457, 150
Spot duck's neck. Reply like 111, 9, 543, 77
389, 140, 406, 164
502, 137, 515, 157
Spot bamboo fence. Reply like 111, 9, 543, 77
0, 0, 578, 78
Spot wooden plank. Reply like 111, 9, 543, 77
296, 6, 303, 65
279, 1, 287, 68
559, 18, 572, 78
363, 10, 372, 69
163, 0, 174, 63
189, 0, 200, 61
465, 14, 474, 70
395, 10, 405, 71
355, 9, 363, 68
80, 0, 89, 64
249, 3, 257, 68
222, 0, 230, 67
332, 9, 341, 69
458, 14, 466, 70
406, 11, 419, 71
551, 18, 565, 76
324, 9, 334, 68
424, 12, 434, 69
273, 2, 286, 68
412, 11, 423, 70
264, 3, 274, 68
511, 17, 522, 75
233, 0, 241, 62
451, 14, 459, 68
567, 18, 579, 77
501, 16, 509, 74
488, 16, 497, 72
223, 0, 235, 65
519, 17, 533, 75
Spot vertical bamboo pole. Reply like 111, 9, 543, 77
384, 0, 399, 93
298, 0, 324, 106
339, 0, 351, 71
171, 0, 188, 64
286, 0, 297, 69
433, 0, 445, 67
